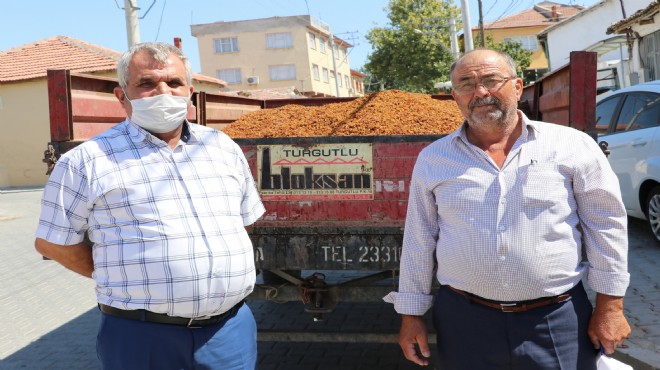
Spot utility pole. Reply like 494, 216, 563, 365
460, 0, 473, 52
124, 0, 141, 47
478, 0, 485, 47
329, 34, 342, 97
449, 17, 460, 61
618, 0, 627, 18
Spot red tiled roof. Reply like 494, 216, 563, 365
479, 1, 583, 30
0, 36, 225, 87
351, 69, 366, 78
0, 36, 120, 83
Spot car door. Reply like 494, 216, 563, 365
599, 92, 660, 217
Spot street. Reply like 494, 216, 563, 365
0, 188, 658, 369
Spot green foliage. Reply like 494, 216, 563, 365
474, 34, 534, 84
364, 0, 538, 91
364, 0, 461, 93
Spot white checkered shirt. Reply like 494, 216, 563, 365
36, 120, 265, 318
384, 112, 629, 316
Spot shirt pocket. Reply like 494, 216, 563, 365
205, 163, 245, 217
522, 162, 567, 207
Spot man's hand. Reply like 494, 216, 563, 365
399, 315, 431, 366
588, 293, 631, 355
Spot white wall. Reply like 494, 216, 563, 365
545, 0, 649, 72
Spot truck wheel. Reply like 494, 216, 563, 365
646, 186, 660, 244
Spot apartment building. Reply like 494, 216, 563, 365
191, 15, 358, 97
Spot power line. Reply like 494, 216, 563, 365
484, 0, 498, 19
154, 0, 167, 41
488, 0, 523, 26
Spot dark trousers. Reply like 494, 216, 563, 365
96, 304, 257, 370
432, 282, 598, 370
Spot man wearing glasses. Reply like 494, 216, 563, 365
385, 48, 630, 369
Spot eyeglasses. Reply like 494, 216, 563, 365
453, 76, 514, 96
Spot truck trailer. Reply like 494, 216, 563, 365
43, 52, 598, 327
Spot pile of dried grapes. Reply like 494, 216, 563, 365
222, 90, 465, 138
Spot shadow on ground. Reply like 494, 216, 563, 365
0, 309, 100, 370
0, 302, 436, 370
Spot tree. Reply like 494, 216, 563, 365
474, 34, 534, 85
364, 0, 461, 93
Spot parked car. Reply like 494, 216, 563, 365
595, 81, 660, 244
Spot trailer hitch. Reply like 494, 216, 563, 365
300, 272, 338, 321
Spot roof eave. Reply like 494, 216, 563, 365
607, 4, 660, 34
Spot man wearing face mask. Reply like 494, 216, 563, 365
34, 42, 265, 370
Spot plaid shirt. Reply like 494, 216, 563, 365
36, 120, 265, 318
385, 112, 629, 316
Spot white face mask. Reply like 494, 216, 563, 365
124, 91, 190, 134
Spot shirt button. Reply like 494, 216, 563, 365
503, 283, 509, 288
501, 198, 506, 204
498, 225, 506, 232
499, 255, 506, 261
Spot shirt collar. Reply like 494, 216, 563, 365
519, 111, 541, 140
453, 109, 539, 145
126, 119, 199, 146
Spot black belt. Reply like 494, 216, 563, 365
99, 300, 244, 328
447, 286, 571, 313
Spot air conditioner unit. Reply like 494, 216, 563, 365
246, 76, 260, 85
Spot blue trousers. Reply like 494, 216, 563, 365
432, 283, 598, 370
97, 304, 257, 370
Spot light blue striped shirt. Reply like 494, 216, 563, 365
385, 112, 629, 316
36, 120, 265, 318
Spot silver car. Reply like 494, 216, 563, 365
596, 80, 660, 244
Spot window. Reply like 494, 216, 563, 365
595, 96, 621, 134
641, 30, 660, 81
214, 37, 239, 53
269, 64, 296, 81
345, 75, 350, 89
338, 73, 342, 87
503, 36, 538, 51
312, 64, 320, 80
615, 93, 660, 132
333, 45, 339, 60
309, 33, 316, 50
217, 68, 242, 84
267, 32, 293, 49
319, 39, 326, 54
322, 68, 329, 83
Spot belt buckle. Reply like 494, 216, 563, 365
500, 303, 518, 313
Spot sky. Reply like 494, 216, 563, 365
1, 0, 602, 74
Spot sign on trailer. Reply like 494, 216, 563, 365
257, 143, 374, 201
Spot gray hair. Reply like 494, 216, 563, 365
116, 42, 193, 89
450, 48, 518, 79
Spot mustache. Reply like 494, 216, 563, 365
468, 96, 501, 110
